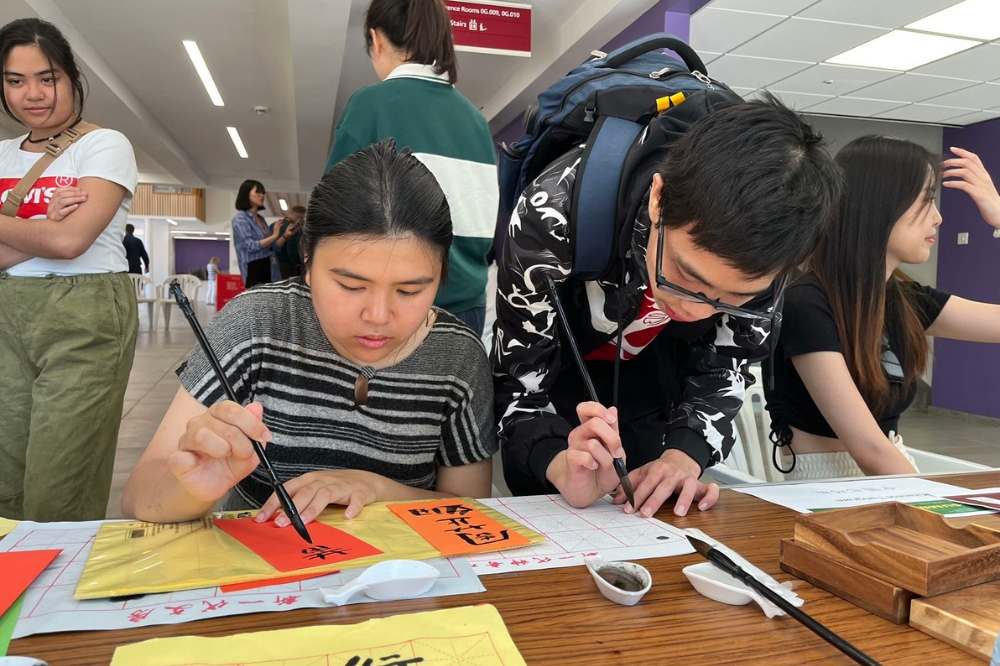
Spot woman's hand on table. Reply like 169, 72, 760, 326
612, 449, 720, 518
256, 469, 382, 525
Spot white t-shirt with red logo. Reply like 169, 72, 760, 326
586, 283, 672, 361
0, 129, 138, 277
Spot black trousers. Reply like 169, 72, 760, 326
245, 258, 272, 289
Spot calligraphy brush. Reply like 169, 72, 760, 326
169, 280, 312, 545
686, 534, 880, 666
543, 274, 636, 509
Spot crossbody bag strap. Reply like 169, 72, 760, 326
0, 120, 101, 218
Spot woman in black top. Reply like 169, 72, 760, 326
765, 136, 1000, 479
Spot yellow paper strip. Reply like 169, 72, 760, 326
76, 499, 541, 599
110, 604, 527, 666
0, 518, 19, 539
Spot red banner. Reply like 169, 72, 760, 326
446, 1, 531, 57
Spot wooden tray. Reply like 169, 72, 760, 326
780, 538, 914, 624
794, 502, 1000, 597
911, 582, 1000, 662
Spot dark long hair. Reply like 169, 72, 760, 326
302, 138, 452, 282
0, 18, 86, 122
235, 180, 265, 212
813, 135, 939, 416
365, 0, 458, 84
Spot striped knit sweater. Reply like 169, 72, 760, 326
177, 279, 497, 510
326, 63, 498, 315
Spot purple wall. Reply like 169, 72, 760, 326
174, 239, 231, 275
932, 117, 1000, 417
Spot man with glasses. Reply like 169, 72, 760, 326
492, 95, 841, 517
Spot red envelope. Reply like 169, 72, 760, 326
0, 550, 61, 616
213, 518, 381, 572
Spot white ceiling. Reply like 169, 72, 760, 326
693, 0, 1000, 126
0, 0, 668, 195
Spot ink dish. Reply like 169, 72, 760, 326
585, 555, 652, 606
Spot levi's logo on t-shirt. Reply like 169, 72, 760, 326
0, 175, 78, 219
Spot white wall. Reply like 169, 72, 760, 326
205, 189, 239, 275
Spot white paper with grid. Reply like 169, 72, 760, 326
1, 520, 484, 638
466, 495, 693, 575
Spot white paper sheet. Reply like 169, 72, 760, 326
467, 494, 693, 575
1, 520, 484, 639
732, 477, 973, 513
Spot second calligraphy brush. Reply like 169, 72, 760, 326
169, 280, 312, 545
543, 274, 636, 509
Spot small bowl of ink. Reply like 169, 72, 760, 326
585, 555, 652, 606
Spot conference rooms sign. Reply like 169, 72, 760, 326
446, 0, 531, 57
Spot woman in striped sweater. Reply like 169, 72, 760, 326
122, 140, 496, 526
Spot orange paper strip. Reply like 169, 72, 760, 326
218, 570, 334, 593
0, 550, 61, 616
213, 518, 382, 572
388, 499, 532, 556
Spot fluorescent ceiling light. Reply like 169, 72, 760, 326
182, 40, 224, 106
278, 198, 288, 211
907, 0, 1000, 41
227, 126, 248, 158
827, 30, 979, 71
166, 218, 177, 225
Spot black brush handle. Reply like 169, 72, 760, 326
169, 281, 312, 545
706, 548, 880, 666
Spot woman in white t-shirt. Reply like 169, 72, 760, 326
0, 18, 139, 522
205, 256, 219, 305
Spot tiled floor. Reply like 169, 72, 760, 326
105, 299, 1000, 519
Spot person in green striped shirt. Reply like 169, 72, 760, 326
325, 0, 498, 335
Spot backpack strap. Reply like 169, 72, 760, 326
570, 116, 645, 279
0, 120, 100, 218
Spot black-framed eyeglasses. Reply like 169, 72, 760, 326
655, 222, 788, 389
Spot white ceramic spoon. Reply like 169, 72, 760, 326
321, 560, 440, 606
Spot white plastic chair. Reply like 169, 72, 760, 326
157, 275, 201, 328
128, 274, 158, 328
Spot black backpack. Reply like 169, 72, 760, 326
497, 33, 743, 279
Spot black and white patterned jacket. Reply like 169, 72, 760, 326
492, 145, 774, 492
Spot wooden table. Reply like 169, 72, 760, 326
12, 471, 1000, 665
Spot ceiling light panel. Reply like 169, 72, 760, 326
907, 0, 1000, 41
800, 0, 967, 30
182, 41, 224, 107
733, 17, 888, 63
227, 127, 249, 159
827, 30, 979, 70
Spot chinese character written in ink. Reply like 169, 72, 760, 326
165, 604, 192, 616
301, 545, 349, 561
487, 561, 502, 569
201, 600, 227, 612
274, 595, 300, 606
127, 609, 153, 623
455, 529, 512, 547
343, 655, 425, 666
511, 559, 528, 566
407, 503, 472, 517
533, 557, 552, 563
436, 516, 486, 533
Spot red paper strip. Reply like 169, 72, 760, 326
219, 570, 334, 593
389, 499, 531, 556
213, 518, 381, 573
0, 550, 61, 616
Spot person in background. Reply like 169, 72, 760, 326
0, 18, 139, 521
274, 204, 305, 279
122, 222, 148, 274
766, 137, 1000, 479
326, 0, 497, 335
122, 140, 495, 525
205, 255, 219, 305
231, 179, 296, 288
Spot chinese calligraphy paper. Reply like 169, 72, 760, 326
109, 604, 527, 666
388, 499, 533, 556
213, 517, 382, 572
